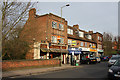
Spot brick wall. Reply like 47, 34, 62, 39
2, 59, 60, 70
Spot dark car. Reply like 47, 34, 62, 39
80, 53, 97, 64
108, 59, 120, 80
100, 56, 109, 61
108, 56, 120, 67
80, 57, 97, 64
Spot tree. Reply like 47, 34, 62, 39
102, 32, 114, 56
1, 1, 36, 59
1, 1, 35, 40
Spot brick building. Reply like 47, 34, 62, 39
20, 8, 104, 64
92, 32, 104, 56
20, 8, 68, 64
67, 25, 98, 63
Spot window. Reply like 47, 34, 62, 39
85, 42, 87, 47
100, 37, 102, 41
98, 44, 102, 49
68, 39, 72, 45
98, 36, 100, 40
52, 36, 57, 43
81, 42, 84, 47
79, 31, 84, 37
59, 24, 64, 30
60, 38, 64, 44
52, 21, 57, 29
88, 35, 92, 39
90, 43, 92, 47
67, 28, 73, 35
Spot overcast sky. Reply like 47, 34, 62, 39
34, 2, 118, 36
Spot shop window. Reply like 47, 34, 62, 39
52, 21, 57, 29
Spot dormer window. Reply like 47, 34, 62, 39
67, 28, 73, 35
79, 31, 84, 37
88, 35, 92, 39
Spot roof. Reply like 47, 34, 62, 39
67, 25, 96, 43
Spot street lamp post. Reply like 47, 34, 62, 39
60, 4, 70, 66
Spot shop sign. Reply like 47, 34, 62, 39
90, 49, 97, 52
79, 47, 90, 51
72, 40, 76, 46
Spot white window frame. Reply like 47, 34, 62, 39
51, 36, 57, 43
81, 42, 84, 47
60, 38, 64, 44
79, 31, 84, 38
85, 42, 87, 47
52, 21, 57, 29
68, 39, 72, 45
67, 28, 73, 35
59, 24, 64, 30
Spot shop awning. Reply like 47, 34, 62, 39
68, 50, 81, 54
41, 48, 50, 52
50, 49, 68, 53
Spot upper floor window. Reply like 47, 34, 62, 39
90, 43, 92, 47
79, 31, 84, 37
68, 39, 72, 45
52, 36, 57, 43
98, 44, 102, 49
67, 28, 73, 35
85, 42, 87, 47
60, 38, 64, 44
81, 42, 84, 47
88, 35, 92, 39
52, 21, 57, 29
98, 36, 100, 40
59, 24, 64, 30
100, 37, 102, 41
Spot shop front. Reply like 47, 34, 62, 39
68, 47, 81, 65
49, 44, 68, 64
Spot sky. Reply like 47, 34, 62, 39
34, 2, 118, 36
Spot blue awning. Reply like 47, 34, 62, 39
68, 50, 81, 54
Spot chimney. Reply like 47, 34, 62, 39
73, 24, 79, 29
89, 31, 93, 34
29, 8, 36, 19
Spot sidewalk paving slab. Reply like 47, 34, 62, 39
2, 64, 82, 78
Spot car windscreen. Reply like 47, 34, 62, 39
114, 60, 120, 66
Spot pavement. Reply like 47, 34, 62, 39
2, 64, 82, 78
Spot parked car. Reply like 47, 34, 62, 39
100, 56, 109, 61
96, 57, 101, 63
108, 55, 120, 67
80, 54, 97, 64
108, 59, 120, 80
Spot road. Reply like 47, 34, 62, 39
9, 61, 109, 79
